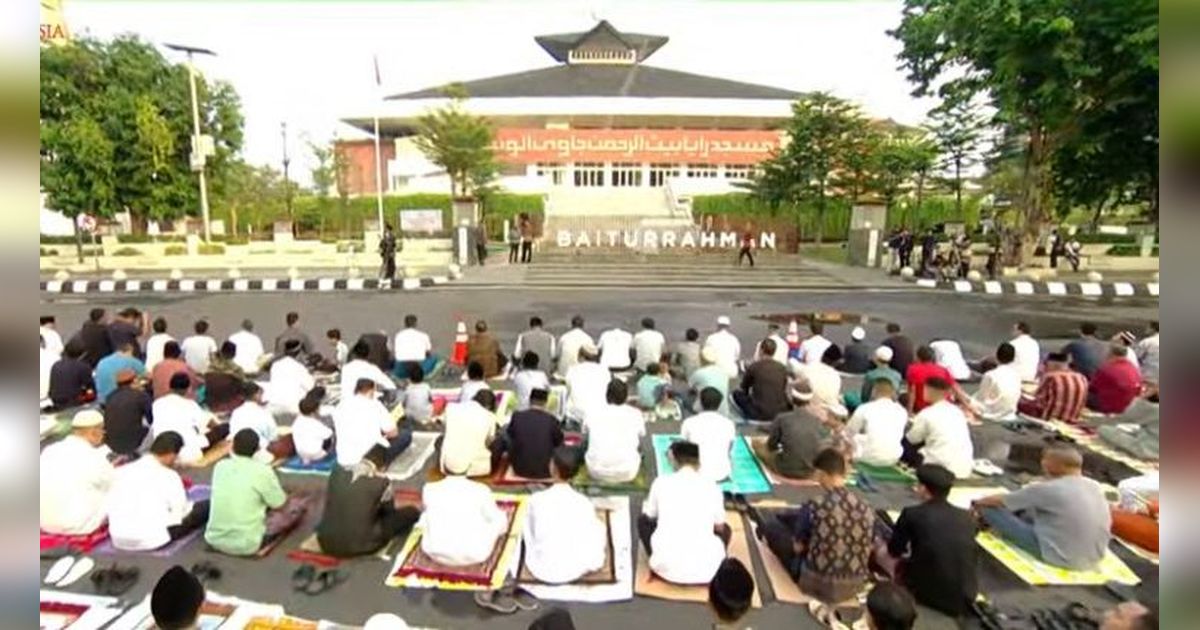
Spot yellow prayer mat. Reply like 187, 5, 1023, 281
977, 531, 1140, 586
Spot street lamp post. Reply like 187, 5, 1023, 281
281, 122, 293, 225
165, 43, 216, 242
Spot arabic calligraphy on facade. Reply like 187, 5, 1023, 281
492, 129, 783, 165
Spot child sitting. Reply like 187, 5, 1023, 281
402, 365, 435, 426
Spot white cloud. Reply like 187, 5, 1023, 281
63, 0, 938, 186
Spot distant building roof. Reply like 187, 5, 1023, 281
534, 20, 669, 63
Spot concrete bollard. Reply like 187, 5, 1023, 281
287, 266, 300, 280
54, 269, 70, 281
111, 269, 127, 281
1024, 270, 1042, 282
1087, 271, 1103, 283
899, 267, 915, 279
347, 267, 361, 279
967, 270, 982, 282
169, 269, 184, 280
226, 267, 241, 279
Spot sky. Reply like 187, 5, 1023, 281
64, 0, 940, 185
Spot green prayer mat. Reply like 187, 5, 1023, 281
652, 434, 772, 495
853, 461, 917, 484
571, 463, 649, 493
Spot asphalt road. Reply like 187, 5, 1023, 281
37, 288, 1159, 629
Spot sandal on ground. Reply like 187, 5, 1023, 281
304, 569, 346, 596
91, 564, 139, 596
45, 556, 75, 584
473, 590, 518, 614
191, 561, 222, 583
508, 586, 540, 612
291, 564, 317, 591
56, 556, 95, 587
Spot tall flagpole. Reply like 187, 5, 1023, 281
372, 54, 386, 234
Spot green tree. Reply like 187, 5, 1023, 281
41, 114, 116, 260
927, 99, 988, 217
413, 86, 499, 200
212, 161, 289, 236
307, 140, 336, 234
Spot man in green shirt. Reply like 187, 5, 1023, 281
204, 429, 287, 556
688, 347, 731, 417
848, 346, 903, 411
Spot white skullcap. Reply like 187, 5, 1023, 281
851, 326, 866, 341
72, 409, 103, 429
874, 346, 894, 362
363, 613, 411, 630
717, 316, 731, 327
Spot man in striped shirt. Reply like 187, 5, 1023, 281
1017, 353, 1088, 423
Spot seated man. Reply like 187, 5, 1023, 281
903, 377, 974, 479
856, 346, 902, 409
291, 395, 334, 464
466, 320, 505, 378
152, 373, 230, 465
459, 361, 491, 405
845, 378, 907, 467
681, 387, 737, 482
929, 339, 972, 381
881, 464, 977, 618
150, 566, 206, 630
635, 361, 671, 410
400, 365, 434, 425
791, 346, 843, 415
839, 326, 873, 374
229, 384, 290, 460
639, 441, 729, 584
1019, 352, 1089, 422
103, 368, 152, 456
108, 432, 211, 550
565, 342, 610, 423
420, 457, 507, 566
204, 342, 248, 414
522, 447, 606, 583
672, 328, 703, 380
207, 341, 247, 381
334, 378, 413, 469
583, 380, 646, 483
863, 583, 918, 630
708, 558, 755, 629
151, 342, 199, 400
597, 324, 634, 371
512, 351, 550, 411
392, 314, 440, 380
688, 347, 731, 416
228, 319, 266, 374
316, 444, 422, 558
48, 342, 95, 409
440, 389, 500, 477
205, 429, 289, 556
969, 342, 1021, 421
269, 339, 315, 416
973, 445, 1111, 570
753, 382, 831, 480
504, 388, 565, 478
755, 449, 873, 604
96, 342, 147, 403
732, 338, 790, 422
1088, 345, 1143, 415
341, 341, 397, 397
905, 345, 957, 413
40, 410, 115, 535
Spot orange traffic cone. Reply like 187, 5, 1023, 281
450, 320, 468, 367
786, 319, 801, 362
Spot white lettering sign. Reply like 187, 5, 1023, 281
550, 230, 777, 250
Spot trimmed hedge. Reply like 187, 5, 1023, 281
289, 193, 544, 237
1106, 244, 1159, 257
1074, 233, 1138, 244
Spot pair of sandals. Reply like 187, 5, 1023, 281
191, 561, 222, 584
90, 564, 140, 596
44, 556, 95, 588
808, 601, 869, 630
724, 491, 766, 535
291, 564, 346, 595
473, 583, 539, 615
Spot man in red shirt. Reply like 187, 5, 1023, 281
1087, 346, 1142, 414
1017, 352, 1089, 422
738, 231, 755, 267
906, 346, 962, 413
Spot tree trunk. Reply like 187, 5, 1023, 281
74, 218, 84, 263
814, 183, 826, 245
1010, 125, 1052, 267
1088, 196, 1108, 233
953, 157, 963, 217
915, 170, 927, 214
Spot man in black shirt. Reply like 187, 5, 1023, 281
356, 331, 393, 374
840, 327, 873, 374
77, 308, 113, 368
275, 312, 314, 357
881, 464, 978, 618
109, 308, 147, 360
48, 343, 95, 409
103, 369, 153, 455
316, 444, 421, 558
882, 323, 915, 376
503, 388, 564, 478
732, 338, 790, 422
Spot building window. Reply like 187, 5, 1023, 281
573, 162, 604, 187
611, 162, 642, 187
390, 174, 409, 191
649, 163, 680, 187
686, 163, 718, 179
536, 162, 565, 186
724, 164, 752, 180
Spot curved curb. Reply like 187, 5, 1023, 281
902, 276, 1158, 298
39, 276, 453, 294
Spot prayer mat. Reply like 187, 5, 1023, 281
853, 461, 917, 484
514, 496, 635, 603
651, 434, 772, 495
430, 388, 514, 422
748, 521, 864, 607
183, 439, 232, 469
1115, 538, 1159, 565
384, 431, 439, 481
492, 459, 555, 486
571, 462, 650, 493
94, 486, 211, 557
947, 486, 1008, 510
977, 531, 1140, 585
748, 437, 821, 487
633, 510, 762, 607
39, 590, 123, 630
40, 524, 109, 554
277, 453, 337, 476
254, 492, 320, 558
385, 494, 527, 591
106, 591, 284, 630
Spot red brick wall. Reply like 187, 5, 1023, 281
336, 140, 396, 195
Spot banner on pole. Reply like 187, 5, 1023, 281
399, 209, 443, 233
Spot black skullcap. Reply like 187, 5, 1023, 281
708, 557, 755, 621
1046, 351, 1069, 363
151, 565, 205, 629
284, 339, 302, 354
528, 607, 576, 630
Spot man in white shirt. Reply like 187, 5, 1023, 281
1135, 321, 1159, 386
341, 341, 397, 397
268, 340, 315, 416
845, 378, 907, 466
228, 384, 280, 453
512, 351, 551, 411
334, 379, 411, 468
904, 377, 974, 478
639, 440, 728, 584
556, 315, 594, 380
791, 354, 844, 415
565, 343, 611, 423
632, 317, 667, 372
393, 314, 439, 380
798, 322, 832, 366
441, 389, 500, 477
228, 319, 266, 374
754, 322, 788, 365
144, 317, 173, 372
292, 396, 334, 463
419, 463, 507, 566
704, 316, 742, 379
970, 342, 1022, 421
40, 315, 64, 356
40, 410, 115, 535
930, 339, 973, 381
1010, 321, 1042, 382
107, 431, 210, 550
598, 325, 635, 371
152, 373, 228, 465
40, 336, 57, 403
327, 329, 349, 366
522, 447, 606, 584
583, 380, 646, 483
181, 320, 218, 374
681, 388, 737, 482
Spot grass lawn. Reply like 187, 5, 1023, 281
801, 242, 850, 265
